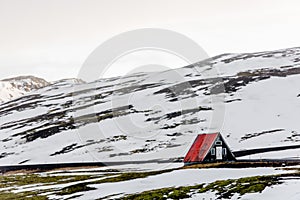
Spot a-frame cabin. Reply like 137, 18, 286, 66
184, 133, 236, 165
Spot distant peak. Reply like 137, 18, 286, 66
2, 75, 48, 83
0, 75, 50, 103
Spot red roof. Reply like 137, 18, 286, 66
184, 133, 218, 163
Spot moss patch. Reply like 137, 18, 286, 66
121, 184, 204, 200
93, 168, 175, 184
121, 175, 282, 200
0, 174, 93, 188
0, 174, 97, 199
57, 182, 96, 195
0, 191, 48, 200
199, 175, 281, 199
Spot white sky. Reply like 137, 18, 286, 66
1, 0, 300, 81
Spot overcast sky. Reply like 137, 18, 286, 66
1, 0, 300, 81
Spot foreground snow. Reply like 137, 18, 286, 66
1, 164, 299, 199
75, 167, 290, 200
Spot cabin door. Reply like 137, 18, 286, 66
216, 146, 223, 160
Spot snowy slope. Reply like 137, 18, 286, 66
1, 47, 300, 165
0, 76, 49, 103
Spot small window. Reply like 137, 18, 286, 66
215, 141, 222, 145
211, 148, 215, 155
223, 148, 227, 155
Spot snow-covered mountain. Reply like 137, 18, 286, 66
0, 76, 49, 103
1, 47, 300, 165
